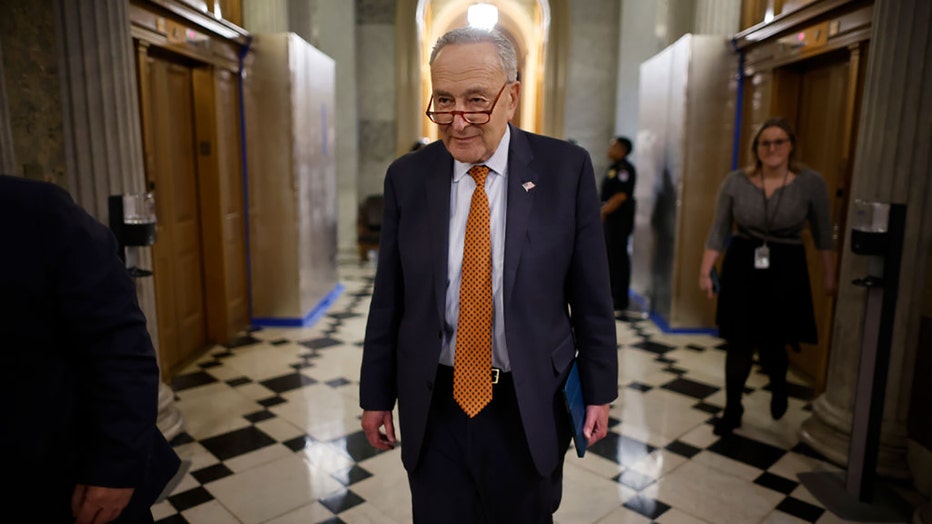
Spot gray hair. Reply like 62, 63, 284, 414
429, 27, 518, 83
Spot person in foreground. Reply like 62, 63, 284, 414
359, 27, 618, 523
0, 174, 181, 522
600, 136, 637, 313
698, 117, 836, 436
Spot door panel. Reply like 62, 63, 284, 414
146, 56, 208, 374
791, 56, 850, 391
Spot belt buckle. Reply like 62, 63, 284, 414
491, 368, 500, 385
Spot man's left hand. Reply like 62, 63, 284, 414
582, 404, 611, 446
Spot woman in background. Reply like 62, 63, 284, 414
699, 117, 836, 436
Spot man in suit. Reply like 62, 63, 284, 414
0, 174, 181, 523
360, 27, 618, 522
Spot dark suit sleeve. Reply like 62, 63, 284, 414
41, 186, 162, 488
567, 153, 619, 406
359, 167, 403, 410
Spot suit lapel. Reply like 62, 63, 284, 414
426, 148, 453, 320
504, 125, 537, 308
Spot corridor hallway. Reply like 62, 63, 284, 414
153, 261, 871, 524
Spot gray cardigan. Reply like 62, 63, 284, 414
705, 168, 833, 251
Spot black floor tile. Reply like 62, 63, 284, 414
776, 496, 824, 522
168, 486, 214, 512
198, 426, 277, 461
754, 472, 798, 494
608, 416, 622, 428
692, 401, 722, 415
244, 410, 276, 423
663, 366, 688, 375
319, 489, 365, 514
791, 442, 830, 462
708, 433, 786, 470
225, 334, 261, 348
654, 356, 676, 364
191, 463, 235, 484
331, 430, 388, 462
326, 377, 352, 388
291, 361, 316, 370
685, 344, 707, 352
328, 312, 361, 320
630, 340, 676, 355
299, 337, 343, 350
623, 494, 670, 520
660, 377, 720, 400
226, 377, 252, 387
172, 371, 218, 392
331, 465, 373, 486
258, 396, 287, 408
260, 372, 317, 394
199, 360, 222, 369
627, 382, 653, 393
155, 515, 189, 524
664, 440, 701, 459
283, 435, 316, 452
586, 432, 656, 466
270, 338, 290, 345
169, 432, 195, 447
317, 518, 346, 524
615, 469, 655, 491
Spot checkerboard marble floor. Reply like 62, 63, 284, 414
152, 262, 914, 524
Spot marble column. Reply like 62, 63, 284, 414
53, 0, 183, 440
799, 0, 932, 484
0, 41, 16, 175
693, 0, 741, 36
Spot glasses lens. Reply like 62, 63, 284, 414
464, 112, 490, 125
429, 112, 453, 124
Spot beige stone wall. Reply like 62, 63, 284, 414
0, 0, 66, 185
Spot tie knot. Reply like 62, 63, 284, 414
468, 165, 490, 186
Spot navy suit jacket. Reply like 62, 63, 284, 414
0, 175, 180, 518
360, 125, 618, 476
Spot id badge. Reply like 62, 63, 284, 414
754, 245, 770, 269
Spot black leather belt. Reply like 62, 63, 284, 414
437, 364, 511, 385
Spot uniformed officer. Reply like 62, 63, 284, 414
599, 136, 637, 312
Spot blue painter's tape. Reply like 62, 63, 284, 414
252, 283, 345, 328
628, 290, 719, 336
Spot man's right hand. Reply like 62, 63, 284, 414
361, 410, 397, 450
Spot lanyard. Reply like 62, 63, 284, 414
758, 169, 789, 244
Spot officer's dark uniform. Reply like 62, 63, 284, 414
600, 157, 636, 311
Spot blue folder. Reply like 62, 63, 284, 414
562, 360, 587, 457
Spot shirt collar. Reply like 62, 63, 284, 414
453, 125, 510, 182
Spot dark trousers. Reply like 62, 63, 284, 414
724, 339, 789, 414
409, 365, 563, 524
605, 231, 631, 310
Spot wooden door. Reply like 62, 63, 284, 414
788, 52, 852, 391
144, 54, 209, 374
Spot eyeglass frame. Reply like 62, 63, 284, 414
758, 138, 791, 149
425, 83, 510, 125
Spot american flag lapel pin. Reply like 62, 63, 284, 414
522, 181, 536, 192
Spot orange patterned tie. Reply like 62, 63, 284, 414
454, 165, 494, 418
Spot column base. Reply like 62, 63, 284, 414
157, 382, 184, 441
799, 395, 910, 480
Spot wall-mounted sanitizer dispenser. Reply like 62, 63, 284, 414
108, 193, 157, 278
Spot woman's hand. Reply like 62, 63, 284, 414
699, 273, 715, 299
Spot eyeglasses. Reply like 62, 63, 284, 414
425, 83, 509, 125
758, 138, 790, 149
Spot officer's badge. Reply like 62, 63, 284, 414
608, 169, 617, 179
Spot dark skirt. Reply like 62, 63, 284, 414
716, 236, 818, 345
